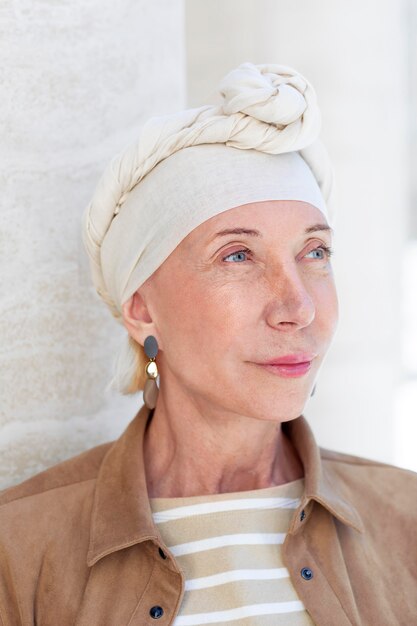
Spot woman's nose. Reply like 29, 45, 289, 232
264, 267, 315, 330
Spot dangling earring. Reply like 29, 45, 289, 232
310, 383, 317, 397
143, 335, 159, 409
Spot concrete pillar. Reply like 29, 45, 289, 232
186, 0, 409, 463
0, 0, 186, 489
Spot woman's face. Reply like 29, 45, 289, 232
133, 200, 338, 422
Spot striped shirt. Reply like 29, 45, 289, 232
149, 477, 315, 625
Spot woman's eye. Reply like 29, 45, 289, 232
222, 248, 252, 263
305, 245, 334, 260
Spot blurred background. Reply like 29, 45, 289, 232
1, 0, 416, 489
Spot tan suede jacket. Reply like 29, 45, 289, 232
0, 403, 416, 626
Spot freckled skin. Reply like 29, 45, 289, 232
122, 200, 339, 497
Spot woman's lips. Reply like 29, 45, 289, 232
255, 360, 313, 378
252, 352, 317, 378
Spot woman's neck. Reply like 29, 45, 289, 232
142, 396, 304, 499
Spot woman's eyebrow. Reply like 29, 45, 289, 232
304, 223, 334, 235
212, 223, 333, 239
213, 228, 262, 238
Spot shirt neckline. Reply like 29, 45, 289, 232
149, 476, 305, 505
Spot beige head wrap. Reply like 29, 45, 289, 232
81, 61, 336, 393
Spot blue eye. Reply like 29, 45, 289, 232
306, 245, 334, 260
223, 248, 251, 263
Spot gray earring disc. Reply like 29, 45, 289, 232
144, 335, 158, 359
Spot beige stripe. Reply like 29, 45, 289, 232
184, 567, 290, 590
180, 577, 307, 611
153, 509, 296, 546
175, 543, 288, 579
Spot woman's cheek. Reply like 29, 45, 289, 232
314, 282, 339, 332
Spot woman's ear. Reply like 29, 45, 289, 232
121, 290, 155, 344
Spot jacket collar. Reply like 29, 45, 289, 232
87, 403, 364, 566
87, 403, 158, 566
282, 415, 365, 536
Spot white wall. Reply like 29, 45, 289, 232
186, 0, 410, 465
0, 0, 186, 489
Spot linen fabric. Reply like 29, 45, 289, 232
1, 403, 417, 624
150, 477, 315, 624
82, 62, 337, 322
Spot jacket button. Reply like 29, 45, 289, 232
158, 547, 167, 559
299, 509, 306, 522
300, 567, 313, 580
150, 605, 164, 618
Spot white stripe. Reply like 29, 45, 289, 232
152, 496, 300, 523
185, 567, 290, 590
169, 533, 286, 556
173, 601, 306, 625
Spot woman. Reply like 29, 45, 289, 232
0, 62, 416, 626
